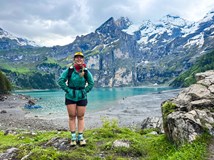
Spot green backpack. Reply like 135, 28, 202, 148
67, 67, 88, 85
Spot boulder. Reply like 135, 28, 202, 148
0, 147, 19, 160
113, 140, 130, 148
43, 137, 71, 151
141, 117, 164, 134
0, 110, 7, 114
28, 99, 36, 105
162, 70, 214, 143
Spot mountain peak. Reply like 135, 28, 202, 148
0, 27, 16, 39
95, 17, 118, 34
159, 14, 188, 27
105, 17, 114, 23
166, 14, 181, 19
139, 20, 154, 30
115, 17, 132, 30
0, 27, 38, 49
200, 9, 214, 23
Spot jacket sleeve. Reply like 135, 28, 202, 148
57, 68, 70, 93
85, 70, 94, 93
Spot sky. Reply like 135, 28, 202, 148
0, 0, 213, 47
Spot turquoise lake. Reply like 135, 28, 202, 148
16, 87, 174, 117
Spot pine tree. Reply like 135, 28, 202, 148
0, 70, 12, 94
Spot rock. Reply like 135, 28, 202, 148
148, 131, 158, 135
44, 137, 71, 151
195, 70, 214, 82
113, 140, 130, 148
4, 130, 9, 135
28, 99, 35, 105
0, 95, 7, 101
141, 117, 164, 134
0, 147, 19, 160
162, 70, 214, 144
57, 128, 68, 131
21, 152, 33, 160
0, 110, 7, 114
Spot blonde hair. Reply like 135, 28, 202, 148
79, 66, 85, 77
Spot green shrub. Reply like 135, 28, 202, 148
162, 101, 177, 119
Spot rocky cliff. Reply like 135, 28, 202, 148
161, 70, 214, 143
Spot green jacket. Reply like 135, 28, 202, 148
57, 67, 94, 101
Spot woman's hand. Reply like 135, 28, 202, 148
68, 88, 74, 97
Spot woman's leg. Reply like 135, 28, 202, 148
77, 106, 86, 133
66, 104, 77, 132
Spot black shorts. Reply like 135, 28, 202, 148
65, 98, 88, 106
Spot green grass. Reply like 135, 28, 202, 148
170, 50, 214, 87
0, 62, 31, 73
45, 57, 58, 64
0, 120, 212, 160
162, 101, 177, 119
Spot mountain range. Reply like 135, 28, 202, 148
0, 28, 38, 50
0, 10, 214, 89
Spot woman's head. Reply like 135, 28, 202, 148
73, 52, 84, 66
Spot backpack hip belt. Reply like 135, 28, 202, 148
69, 87, 85, 98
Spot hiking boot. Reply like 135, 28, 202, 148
78, 133, 86, 146
79, 139, 86, 146
70, 140, 77, 146
70, 133, 77, 146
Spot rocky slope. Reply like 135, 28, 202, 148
161, 70, 214, 143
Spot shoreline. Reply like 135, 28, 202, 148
84, 88, 180, 129
0, 89, 181, 131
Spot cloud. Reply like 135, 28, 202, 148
0, 0, 213, 46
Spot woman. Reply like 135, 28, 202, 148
58, 51, 94, 146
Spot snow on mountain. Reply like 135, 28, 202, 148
182, 10, 214, 47
123, 14, 193, 45
181, 23, 197, 37
159, 14, 189, 27
122, 24, 140, 35
139, 15, 191, 44
182, 10, 214, 37
199, 10, 214, 24
0, 28, 38, 47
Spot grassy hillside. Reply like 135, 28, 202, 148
0, 47, 64, 89
0, 120, 211, 160
170, 50, 214, 87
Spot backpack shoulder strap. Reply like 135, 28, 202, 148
67, 67, 88, 85
84, 69, 88, 81
67, 67, 74, 85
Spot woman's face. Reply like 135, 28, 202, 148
74, 56, 84, 65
